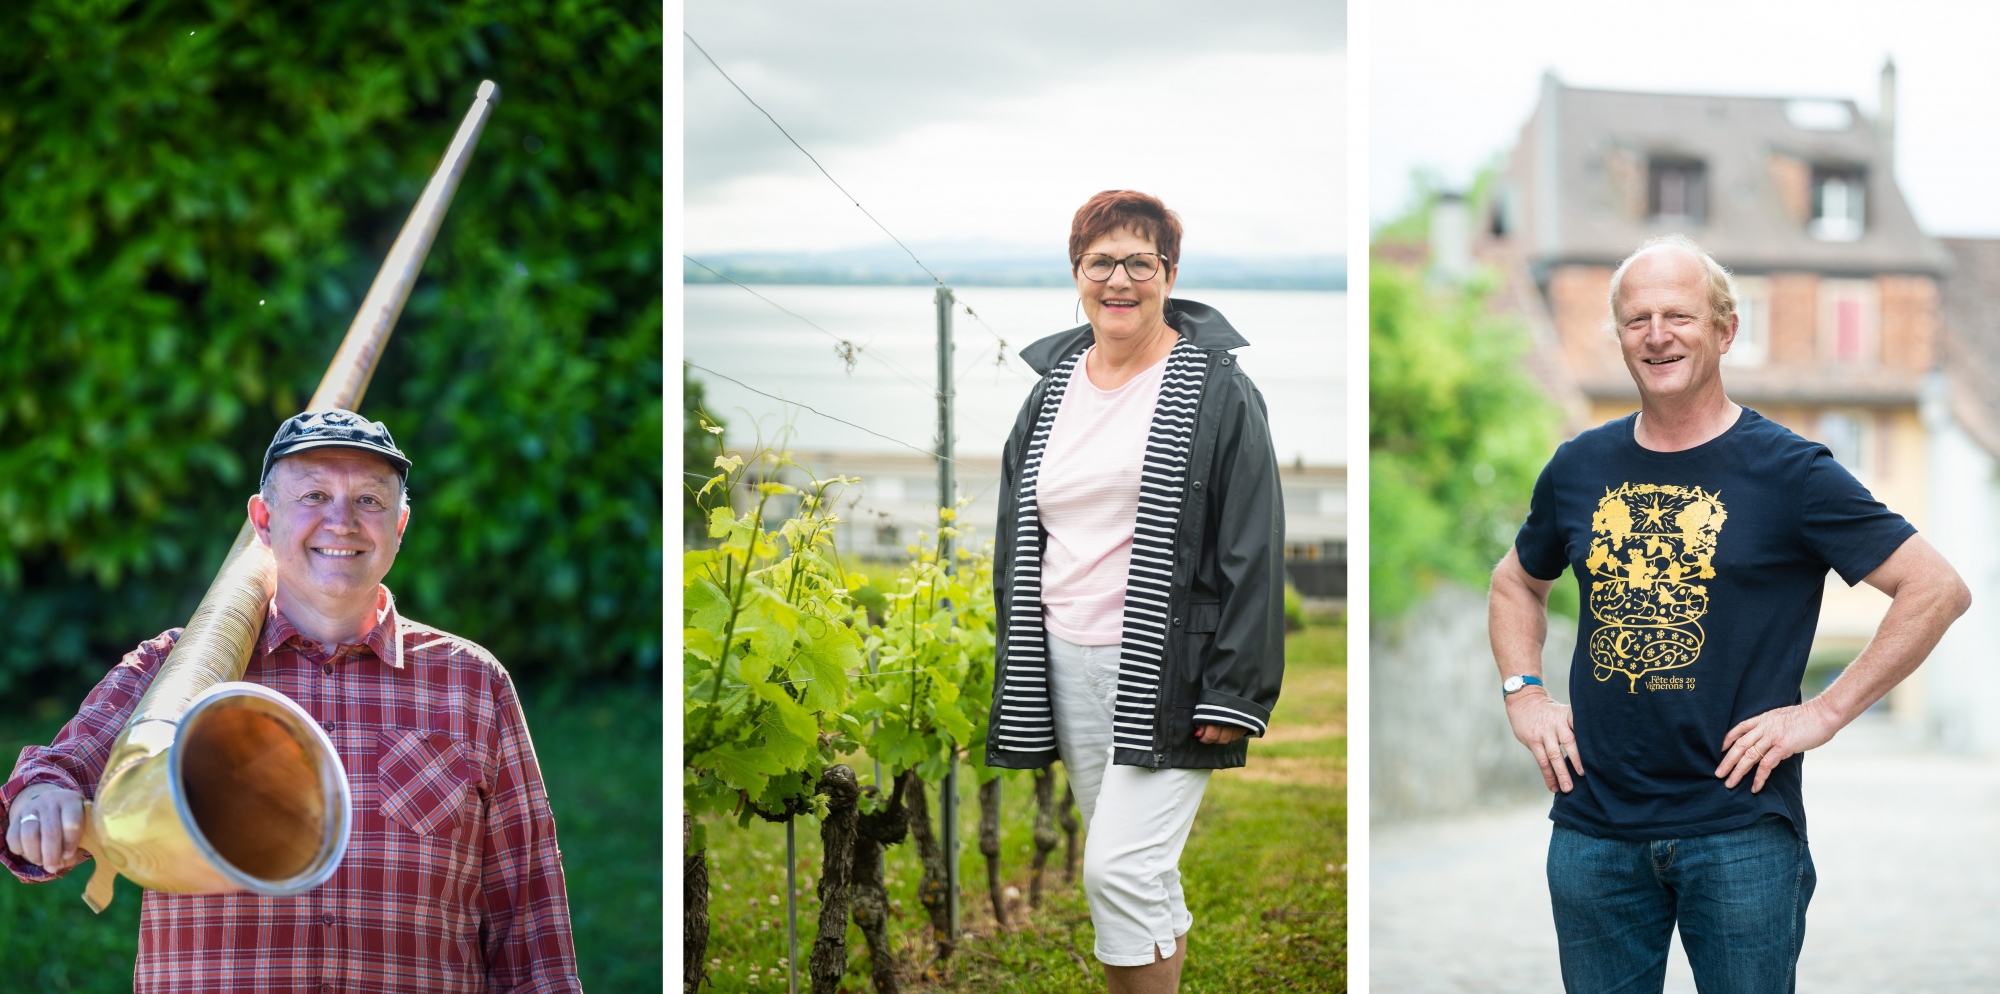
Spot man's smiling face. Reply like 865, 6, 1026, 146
250, 448, 408, 612
1613, 248, 1738, 403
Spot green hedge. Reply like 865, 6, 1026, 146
0, 0, 662, 689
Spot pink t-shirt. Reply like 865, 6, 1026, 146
1037, 345, 1170, 646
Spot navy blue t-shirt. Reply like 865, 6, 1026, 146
1514, 408, 1915, 842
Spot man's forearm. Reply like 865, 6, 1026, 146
1489, 568, 1551, 682
1815, 575, 1968, 727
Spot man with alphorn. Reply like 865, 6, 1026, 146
1491, 234, 1971, 992
2, 411, 582, 993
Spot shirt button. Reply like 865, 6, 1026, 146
321, 912, 336, 925
320, 986, 331, 994
321, 663, 334, 676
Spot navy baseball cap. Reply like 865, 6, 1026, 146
261, 409, 412, 487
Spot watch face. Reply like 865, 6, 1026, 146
1503, 676, 1526, 693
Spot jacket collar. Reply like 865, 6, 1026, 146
1018, 298, 1248, 375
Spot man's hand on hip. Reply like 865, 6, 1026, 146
5, 784, 85, 871
1717, 698, 1841, 793
1506, 689, 1585, 793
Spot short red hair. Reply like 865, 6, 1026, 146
1069, 190, 1183, 271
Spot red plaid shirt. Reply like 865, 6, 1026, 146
1, 588, 582, 993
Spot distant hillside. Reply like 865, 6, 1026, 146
684, 245, 1345, 291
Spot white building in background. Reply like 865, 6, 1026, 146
790, 451, 1004, 561
1283, 462, 1348, 601
728, 450, 1348, 601
1918, 239, 2000, 753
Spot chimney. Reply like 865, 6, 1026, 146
1877, 57, 1897, 172
1535, 70, 1563, 256
1430, 191, 1472, 283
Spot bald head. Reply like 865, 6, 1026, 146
1607, 234, 1739, 338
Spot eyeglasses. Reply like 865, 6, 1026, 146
1076, 252, 1168, 282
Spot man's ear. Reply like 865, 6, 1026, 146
247, 493, 274, 548
395, 506, 410, 546
1718, 311, 1739, 354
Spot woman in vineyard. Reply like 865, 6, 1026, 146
984, 189, 1286, 992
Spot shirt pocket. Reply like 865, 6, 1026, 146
376, 727, 477, 837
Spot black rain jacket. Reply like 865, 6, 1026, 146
983, 299, 1286, 770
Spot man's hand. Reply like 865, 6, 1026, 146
1717, 698, 1841, 793
1712, 536, 1971, 794
5, 784, 85, 872
1506, 690, 1585, 792
1194, 724, 1248, 745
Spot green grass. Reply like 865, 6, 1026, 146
696, 620, 1348, 992
0, 678, 662, 992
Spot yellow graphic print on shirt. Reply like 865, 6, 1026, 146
1585, 483, 1727, 693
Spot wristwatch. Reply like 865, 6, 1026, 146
1502, 675, 1545, 697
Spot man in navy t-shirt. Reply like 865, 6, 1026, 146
1490, 234, 1971, 993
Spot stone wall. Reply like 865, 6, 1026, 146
1370, 583, 1578, 825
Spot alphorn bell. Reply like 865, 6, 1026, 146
71, 81, 501, 913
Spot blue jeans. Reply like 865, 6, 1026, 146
1547, 814, 1815, 994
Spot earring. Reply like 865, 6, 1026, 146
1075, 297, 1082, 325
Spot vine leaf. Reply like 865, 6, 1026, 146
795, 625, 859, 712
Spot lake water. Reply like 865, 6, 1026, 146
684, 285, 1345, 465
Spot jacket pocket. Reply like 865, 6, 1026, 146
1169, 599, 1222, 729
1185, 600, 1221, 634
377, 727, 476, 837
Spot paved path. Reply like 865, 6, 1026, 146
1372, 718, 2000, 992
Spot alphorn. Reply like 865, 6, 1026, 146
71, 81, 500, 913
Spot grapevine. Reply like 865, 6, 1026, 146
684, 440, 1033, 993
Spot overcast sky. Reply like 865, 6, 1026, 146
1373, 0, 2000, 237
684, 2, 1344, 260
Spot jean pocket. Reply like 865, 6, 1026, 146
376, 727, 476, 837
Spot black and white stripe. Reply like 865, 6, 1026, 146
993, 338, 1221, 755
1192, 702, 1266, 736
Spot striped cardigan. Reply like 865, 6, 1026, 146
991, 334, 1263, 761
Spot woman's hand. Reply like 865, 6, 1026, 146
1194, 724, 1248, 745
6, 784, 86, 871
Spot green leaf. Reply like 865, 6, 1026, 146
733, 584, 800, 665
794, 621, 859, 712
934, 696, 975, 744
701, 742, 787, 796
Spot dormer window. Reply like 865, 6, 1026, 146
1810, 167, 1866, 241
1649, 158, 1707, 224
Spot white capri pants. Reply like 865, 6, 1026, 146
1048, 633, 1213, 967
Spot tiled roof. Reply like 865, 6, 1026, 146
1510, 80, 1948, 274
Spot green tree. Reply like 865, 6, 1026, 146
1368, 257, 1560, 621
0, 0, 662, 689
